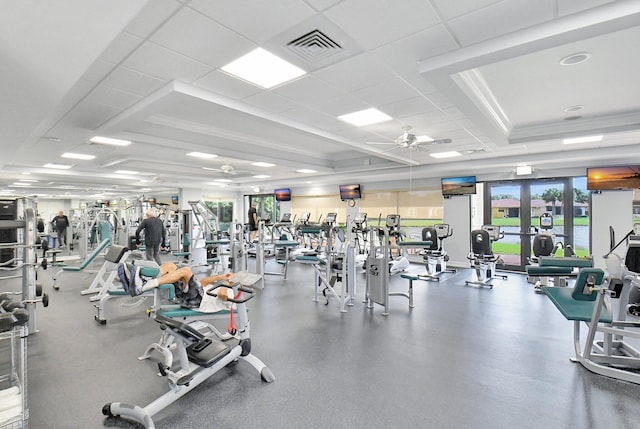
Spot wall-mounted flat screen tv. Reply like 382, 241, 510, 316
587, 165, 640, 190
441, 176, 476, 196
274, 188, 291, 202
339, 184, 361, 200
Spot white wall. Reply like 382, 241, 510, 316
591, 190, 634, 269
443, 195, 472, 267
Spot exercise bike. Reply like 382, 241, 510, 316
465, 225, 507, 289
102, 280, 274, 429
418, 224, 456, 281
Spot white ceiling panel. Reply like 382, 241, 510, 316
448, 0, 556, 46
85, 85, 142, 110
124, 0, 184, 38
352, 79, 419, 108
191, 0, 316, 44
557, 0, 615, 17
194, 70, 263, 100
431, 0, 503, 21
122, 41, 212, 82
97, 31, 143, 64
100, 66, 166, 97
371, 24, 459, 76
242, 92, 303, 114
304, 0, 343, 12
78, 59, 117, 85
272, 75, 348, 106
313, 53, 397, 93
325, 0, 441, 51
150, 7, 255, 67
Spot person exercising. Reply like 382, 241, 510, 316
127, 261, 232, 296
248, 201, 258, 243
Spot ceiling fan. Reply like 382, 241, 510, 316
368, 126, 451, 152
202, 162, 237, 175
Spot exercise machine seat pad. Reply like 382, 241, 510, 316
525, 266, 573, 275
539, 256, 593, 268
62, 238, 111, 271
543, 286, 612, 323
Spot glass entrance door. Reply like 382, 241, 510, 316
485, 179, 573, 271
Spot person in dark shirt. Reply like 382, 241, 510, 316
52, 210, 70, 248
248, 201, 258, 242
135, 209, 166, 265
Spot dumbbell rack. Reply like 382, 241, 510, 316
0, 324, 28, 428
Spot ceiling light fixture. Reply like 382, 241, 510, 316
89, 136, 132, 146
296, 169, 317, 174
214, 179, 233, 183
338, 108, 392, 126
114, 170, 139, 175
562, 135, 603, 145
429, 151, 462, 159
221, 47, 306, 89
11, 182, 31, 186
62, 152, 96, 160
187, 152, 217, 159
559, 52, 591, 66
415, 135, 434, 143
251, 162, 276, 167
43, 163, 73, 169
253, 175, 270, 179
19, 179, 38, 183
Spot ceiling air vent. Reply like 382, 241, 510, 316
286, 29, 342, 63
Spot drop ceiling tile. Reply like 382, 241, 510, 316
304, 94, 367, 117
124, 0, 183, 38
352, 79, 417, 107
379, 96, 438, 120
431, 0, 503, 20
242, 92, 302, 114
280, 106, 345, 132
191, 0, 315, 44
313, 53, 396, 93
101, 66, 165, 97
325, 0, 441, 50
273, 75, 347, 106
150, 7, 255, 67
86, 85, 141, 109
123, 41, 212, 82
304, 0, 342, 11
193, 70, 263, 99
557, 0, 615, 16
448, 0, 555, 46
98, 32, 144, 64
79, 59, 116, 84
65, 101, 120, 129
371, 24, 459, 76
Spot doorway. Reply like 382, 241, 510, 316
484, 178, 575, 271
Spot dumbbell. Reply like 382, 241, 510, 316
0, 308, 29, 332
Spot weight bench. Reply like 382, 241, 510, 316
543, 268, 640, 384
81, 245, 130, 301
94, 262, 175, 325
52, 238, 111, 290
526, 256, 593, 292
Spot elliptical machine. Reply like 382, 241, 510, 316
465, 225, 507, 289
384, 214, 410, 275
418, 224, 456, 281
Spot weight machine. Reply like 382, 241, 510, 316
465, 225, 507, 289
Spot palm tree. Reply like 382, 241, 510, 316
542, 188, 563, 215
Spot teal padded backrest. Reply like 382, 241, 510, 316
571, 268, 605, 301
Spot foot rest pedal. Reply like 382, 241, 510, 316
186, 338, 231, 368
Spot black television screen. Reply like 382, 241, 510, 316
171, 195, 179, 205
587, 165, 640, 190
274, 188, 291, 202
339, 184, 361, 200
441, 176, 476, 196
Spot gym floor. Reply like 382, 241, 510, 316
16, 254, 640, 428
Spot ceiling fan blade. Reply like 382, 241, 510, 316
380, 146, 401, 153
366, 141, 396, 145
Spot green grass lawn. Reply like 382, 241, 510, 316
491, 217, 589, 226
492, 242, 589, 258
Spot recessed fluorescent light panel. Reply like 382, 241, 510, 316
11, 182, 31, 186
562, 135, 603, 145
221, 48, 306, 89
296, 169, 317, 174
429, 151, 462, 159
251, 162, 275, 167
415, 135, 434, 143
214, 179, 233, 183
338, 108, 392, 126
187, 152, 217, 159
44, 163, 73, 169
115, 170, 139, 175
89, 136, 132, 146
62, 152, 96, 160
253, 175, 270, 179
